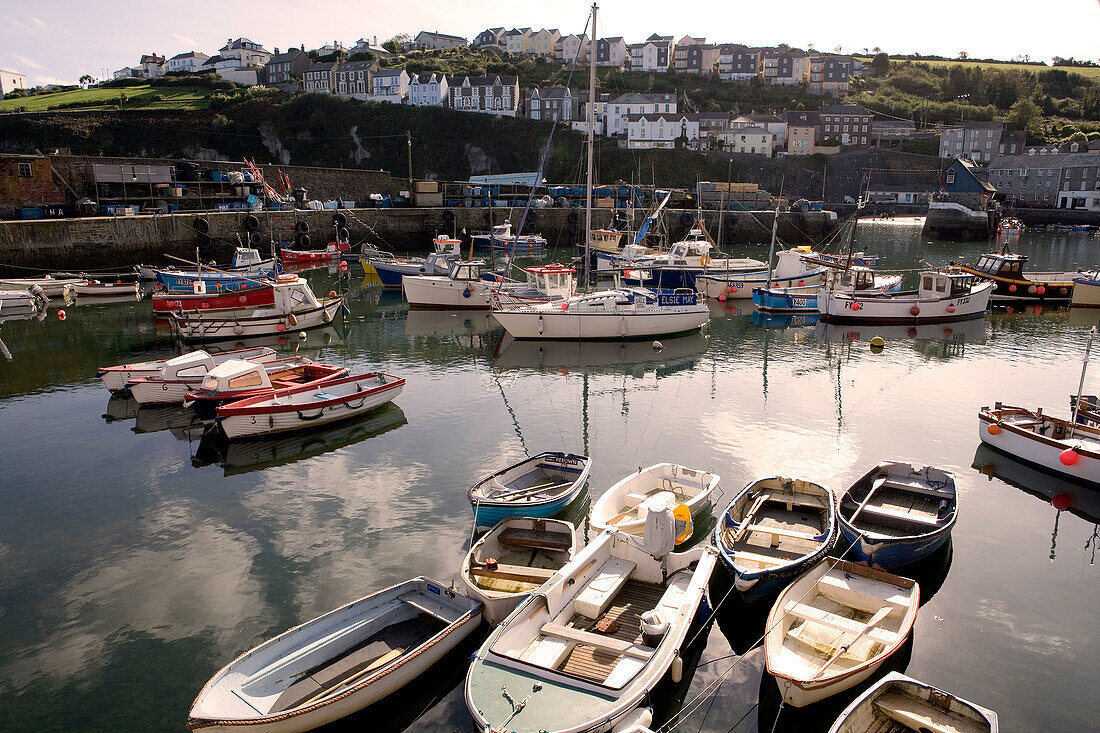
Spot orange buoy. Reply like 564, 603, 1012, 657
58, 310, 66, 321
1060, 448, 1079, 466
987, 424, 1001, 435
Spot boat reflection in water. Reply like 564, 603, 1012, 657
973, 443, 1100, 562
404, 309, 496, 347
103, 393, 140, 423
814, 316, 986, 358
192, 402, 407, 476
750, 310, 822, 330
491, 330, 709, 372
133, 403, 205, 439
202, 325, 343, 354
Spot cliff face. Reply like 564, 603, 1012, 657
0, 98, 938, 200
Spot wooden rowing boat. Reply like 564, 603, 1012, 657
187, 577, 482, 733
828, 671, 998, 733
184, 359, 349, 418
764, 559, 918, 707
461, 517, 580, 626
838, 461, 957, 570
715, 476, 836, 600
979, 402, 1100, 488
467, 452, 591, 529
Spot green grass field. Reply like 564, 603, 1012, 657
0, 84, 213, 112
856, 56, 1100, 82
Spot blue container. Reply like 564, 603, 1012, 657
19, 207, 44, 220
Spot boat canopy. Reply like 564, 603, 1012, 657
230, 248, 265, 268
919, 270, 977, 298
973, 253, 1027, 277
161, 350, 214, 380
449, 261, 488, 281
200, 359, 271, 392
829, 267, 877, 291
525, 265, 576, 299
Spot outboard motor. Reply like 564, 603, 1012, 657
27, 283, 48, 309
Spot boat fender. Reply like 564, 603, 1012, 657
946, 305, 956, 313
987, 424, 1001, 435
462, 288, 471, 298
1060, 448, 1079, 466
671, 655, 683, 683
58, 309, 66, 321
1061, 288, 1068, 295
1036, 286, 1046, 295
288, 313, 298, 327
277, 323, 286, 331
1009, 284, 1017, 292
295, 220, 310, 234
1028, 285, 1037, 295
701, 255, 711, 267
299, 331, 307, 340
538, 314, 544, 335
910, 305, 920, 316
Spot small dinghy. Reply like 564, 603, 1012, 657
461, 517, 580, 626
715, 476, 837, 599
72, 280, 140, 297
187, 576, 482, 733
127, 352, 294, 406
838, 462, 957, 570
467, 452, 591, 530
765, 559, 919, 708
97, 346, 274, 392
828, 671, 998, 733
215, 372, 405, 439
0, 275, 86, 298
184, 359, 349, 418
591, 463, 720, 537
465, 508, 718, 733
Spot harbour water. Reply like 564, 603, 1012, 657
0, 222, 1097, 731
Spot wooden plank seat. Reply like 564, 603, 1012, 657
539, 622, 654, 660
498, 527, 573, 552
878, 479, 955, 500
761, 492, 828, 510
859, 504, 943, 527
744, 523, 820, 542
783, 601, 900, 646
815, 574, 912, 610
469, 564, 557, 585
732, 549, 792, 567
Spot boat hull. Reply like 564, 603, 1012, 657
402, 276, 493, 310
153, 286, 275, 314
129, 379, 195, 405
818, 283, 992, 325
827, 672, 998, 733
171, 299, 343, 342
492, 307, 709, 340
1071, 278, 1100, 308
838, 525, 951, 570
953, 264, 1075, 302
978, 409, 1100, 488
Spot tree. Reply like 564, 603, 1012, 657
1007, 97, 1042, 136
870, 53, 889, 76
957, 51, 969, 60
79, 74, 94, 88
872, 46, 883, 54
382, 33, 411, 54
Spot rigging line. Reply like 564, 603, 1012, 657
724, 700, 759, 732
492, 373, 528, 456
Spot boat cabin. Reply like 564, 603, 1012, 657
448, 261, 488, 282
589, 228, 623, 253
828, 267, 877, 292
490, 223, 514, 240
230, 248, 265, 269
918, 270, 977, 298
525, 264, 576, 300
432, 235, 462, 256
970, 253, 1027, 279
199, 359, 275, 393
159, 350, 215, 381
271, 275, 322, 310
664, 240, 712, 264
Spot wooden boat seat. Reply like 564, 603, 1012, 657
815, 573, 911, 610
573, 559, 637, 619
399, 592, 462, 623
733, 549, 790, 567
873, 691, 991, 733
744, 523, 820, 542
878, 478, 955, 500
469, 564, 557, 585
498, 527, 572, 552
859, 504, 942, 528
539, 622, 654, 660
625, 492, 649, 503
782, 601, 900, 646
784, 602, 898, 663
762, 492, 828, 510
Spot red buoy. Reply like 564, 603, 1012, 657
1009, 284, 1017, 293
987, 424, 1002, 435
277, 323, 286, 332
339, 261, 348, 271
729, 285, 738, 293
851, 302, 862, 311
718, 294, 726, 302
1060, 448, 1079, 466
946, 305, 956, 313
1052, 492, 1073, 511
907, 327, 918, 337
1036, 286, 1046, 295
910, 305, 920, 316
798, 280, 805, 287
1061, 288, 1068, 295
560, 303, 568, 311
58, 310, 66, 321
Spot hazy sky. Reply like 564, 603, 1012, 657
4, 0, 1099, 86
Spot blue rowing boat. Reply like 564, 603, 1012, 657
467, 452, 591, 529
837, 461, 957, 569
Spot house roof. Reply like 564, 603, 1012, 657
373, 68, 406, 78
412, 72, 445, 83
989, 151, 1070, 170
820, 104, 872, 115
526, 87, 575, 99
948, 158, 996, 191
415, 31, 467, 43
201, 55, 222, 66
610, 93, 676, 105
732, 125, 771, 135
140, 54, 165, 64
1061, 152, 1100, 168
943, 121, 1004, 130
268, 49, 306, 64
737, 113, 784, 124
306, 62, 338, 72
601, 37, 624, 43
336, 61, 376, 72
447, 74, 518, 87
783, 110, 820, 126
169, 52, 208, 61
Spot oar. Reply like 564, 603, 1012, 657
729, 493, 771, 544
495, 479, 573, 500
808, 606, 892, 681
847, 476, 887, 524
164, 254, 271, 289
298, 648, 405, 707
492, 484, 566, 502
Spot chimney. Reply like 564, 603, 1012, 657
274, 47, 279, 55
301, 44, 305, 51
373, 35, 378, 46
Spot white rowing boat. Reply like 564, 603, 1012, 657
828, 671, 998, 733
187, 576, 482, 733
591, 463, 719, 537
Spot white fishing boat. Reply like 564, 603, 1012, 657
0, 275, 86, 298
697, 249, 828, 301
167, 275, 344, 342
0, 288, 45, 314
97, 346, 275, 392
609, 230, 769, 290
487, 264, 577, 308
471, 221, 547, 252
818, 269, 992, 324
402, 260, 499, 310
71, 280, 141, 297
187, 576, 482, 733
1070, 273, 1100, 308
365, 235, 464, 288
128, 351, 295, 405
979, 327, 1100, 487
753, 266, 903, 313
465, 502, 718, 733
215, 372, 405, 439
492, 287, 709, 340
764, 559, 919, 707
461, 517, 581, 626
828, 672, 998, 733
468, 452, 592, 530
591, 463, 720, 537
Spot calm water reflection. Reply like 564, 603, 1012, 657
0, 225, 1098, 731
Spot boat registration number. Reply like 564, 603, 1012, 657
956, 296, 971, 305
793, 298, 808, 307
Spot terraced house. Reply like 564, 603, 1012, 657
409, 30, 467, 51
334, 61, 375, 98
525, 87, 577, 122
447, 75, 519, 116
407, 73, 448, 107
628, 35, 674, 72
718, 45, 762, 81
627, 113, 701, 149
673, 37, 718, 74
819, 104, 873, 146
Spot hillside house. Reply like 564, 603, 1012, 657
718, 45, 761, 81
370, 68, 409, 102
605, 93, 677, 137
525, 87, 577, 121
733, 114, 787, 147
939, 121, 1005, 163
410, 31, 467, 51
809, 55, 853, 95
528, 29, 561, 59
820, 104, 873, 146
628, 34, 674, 72
761, 50, 809, 85
408, 73, 448, 106
448, 74, 519, 116
1058, 153, 1100, 211
303, 62, 337, 93
595, 37, 627, 67
472, 28, 506, 49
166, 52, 208, 74
334, 61, 376, 98
139, 54, 166, 78
555, 34, 589, 63
720, 126, 775, 156
627, 113, 701, 149
673, 37, 718, 74
0, 69, 28, 98
503, 28, 532, 55
266, 48, 310, 86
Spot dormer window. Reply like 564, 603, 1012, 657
945, 171, 956, 185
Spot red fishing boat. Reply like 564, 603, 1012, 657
280, 242, 349, 265
152, 283, 275, 314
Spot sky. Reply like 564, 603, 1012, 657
3, 0, 1099, 86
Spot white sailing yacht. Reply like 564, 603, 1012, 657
491, 23, 709, 342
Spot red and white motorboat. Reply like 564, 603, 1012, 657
279, 242, 349, 265
97, 346, 275, 392
184, 358, 349, 418
152, 283, 275, 315
215, 372, 405, 439
128, 351, 296, 405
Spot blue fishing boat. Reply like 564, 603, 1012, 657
366, 236, 464, 288
156, 270, 272, 292
714, 476, 837, 601
752, 268, 903, 313
467, 452, 591, 529
837, 461, 957, 569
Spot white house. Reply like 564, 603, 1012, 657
628, 34, 673, 72
447, 74, 519, 116
218, 38, 271, 69
732, 114, 787, 147
370, 68, 409, 103
604, 93, 677, 138
555, 34, 589, 64
166, 52, 208, 74
627, 113, 700, 149
112, 66, 142, 80
410, 31, 467, 51
408, 72, 448, 106
572, 92, 611, 136
139, 54, 166, 78
720, 125, 775, 157
0, 69, 26, 99
349, 37, 392, 59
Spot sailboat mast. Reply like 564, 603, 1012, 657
1069, 326, 1097, 439
584, 3, 597, 292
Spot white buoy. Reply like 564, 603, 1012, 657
652, 340, 664, 351
298, 331, 307, 340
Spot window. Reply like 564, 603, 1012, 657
946, 171, 956, 184
17, 162, 32, 177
